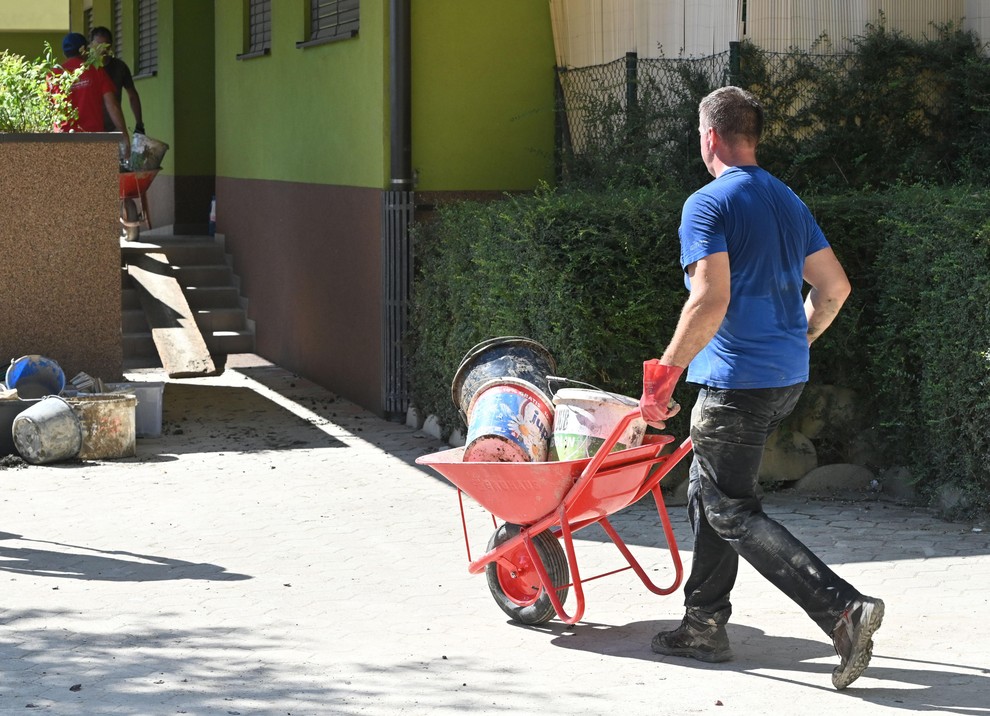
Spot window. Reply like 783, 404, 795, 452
113, 0, 124, 56
297, 0, 359, 48
239, 0, 271, 59
83, 7, 93, 37
135, 0, 158, 77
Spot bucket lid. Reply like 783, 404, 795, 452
450, 336, 557, 410
552, 388, 638, 408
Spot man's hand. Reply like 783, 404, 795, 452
640, 360, 684, 428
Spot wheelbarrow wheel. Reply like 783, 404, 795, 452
486, 523, 569, 625
121, 198, 141, 241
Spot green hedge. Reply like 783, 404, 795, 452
409, 185, 990, 515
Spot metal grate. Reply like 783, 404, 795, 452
248, 0, 272, 54
310, 0, 359, 42
113, 0, 124, 57
381, 190, 414, 417
135, 0, 158, 76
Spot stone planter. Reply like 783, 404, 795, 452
0, 133, 122, 382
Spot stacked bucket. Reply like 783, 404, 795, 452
451, 337, 648, 464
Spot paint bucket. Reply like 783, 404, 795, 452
129, 133, 169, 170
0, 398, 37, 456
67, 394, 137, 460
451, 337, 556, 422
463, 378, 554, 463
548, 388, 647, 461
11, 396, 83, 464
6, 355, 66, 399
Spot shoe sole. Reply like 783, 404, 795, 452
651, 640, 734, 663
832, 598, 885, 690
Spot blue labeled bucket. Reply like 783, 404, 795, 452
6, 355, 66, 399
451, 337, 557, 423
462, 378, 554, 463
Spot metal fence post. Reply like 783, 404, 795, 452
729, 41, 741, 87
625, 51, 639, 115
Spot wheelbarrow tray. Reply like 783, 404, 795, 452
119, 169, 159, 199
418, 434, 675, 526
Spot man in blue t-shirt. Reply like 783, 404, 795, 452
639, 87, 883, 690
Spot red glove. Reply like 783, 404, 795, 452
640, 360, 684, 427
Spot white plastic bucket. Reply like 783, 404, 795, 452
463, 378, 554, 462
11, 395, 83, 464
549, 388, 646, 461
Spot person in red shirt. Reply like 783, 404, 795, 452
53, 33, 130, 157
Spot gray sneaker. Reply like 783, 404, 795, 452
651, 614, 733, 663
830, 597, 885, 689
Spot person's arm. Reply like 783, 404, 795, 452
660, 251, 731, 367
125, 85, 144, 133
103, 92, 131, 159
803, 247, 851, 345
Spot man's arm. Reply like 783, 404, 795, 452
660, 251, 731, 367
803, 247, 851, 345
103, 92, 131, 159
125, 85, 144, 132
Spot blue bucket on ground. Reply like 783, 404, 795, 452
6, 355, 66, 399
462, 378, 554, 463
451, 337, 557, 423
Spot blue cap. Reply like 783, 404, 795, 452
62, 32, 87, 56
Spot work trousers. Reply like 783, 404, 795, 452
683, 384, 860, 634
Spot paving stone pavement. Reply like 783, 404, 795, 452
1, 355, 988, 716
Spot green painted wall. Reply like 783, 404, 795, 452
214, 0, 388, 187
410, 0, 557, 191
0, 32, 67, 60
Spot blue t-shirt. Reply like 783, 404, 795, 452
679, 165, 830, 389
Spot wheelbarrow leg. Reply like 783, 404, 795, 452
526, 504, 587, 625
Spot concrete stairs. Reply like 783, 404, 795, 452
121, 234, 255, 370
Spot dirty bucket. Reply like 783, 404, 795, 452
463, 378, 554, 463
451, 337, 556, 421
6, 355, 65, 399
548, 388, 647, 461
67, 394, 137, 460
0, 397, 37, 456
129, 133, 169, 171
11, 396, 83, 464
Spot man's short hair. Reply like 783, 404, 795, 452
90, 26, 113, 43
699, 87, 764, 145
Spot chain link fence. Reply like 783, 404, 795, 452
555, 30, 990, 191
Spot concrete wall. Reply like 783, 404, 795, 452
0, 134, 122, 382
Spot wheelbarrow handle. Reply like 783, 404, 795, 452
577, 408, 643, 482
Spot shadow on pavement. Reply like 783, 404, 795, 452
0, 531, 250, 582
542, 619, 990, 714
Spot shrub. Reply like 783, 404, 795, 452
0, 44, 87, 133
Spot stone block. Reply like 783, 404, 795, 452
422, 414, 443, 440
405, 405, 423, 429
448, 428, 466, 447
759, 429, 817, 482
879, 466, 919, 503
797, 385, 858, 440
793, 463, 875, 495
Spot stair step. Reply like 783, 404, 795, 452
122, 308, 149, 333
205, 329, 255, 355
122, 238, 226, 265
194, 307, 247, 332
122, 332, 157, 358
184, 286, 241, 309
122, 287, 142, 310
176, 264, 233, 286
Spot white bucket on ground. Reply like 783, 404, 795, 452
11, 396, 83, 464
549, 388, 646, 461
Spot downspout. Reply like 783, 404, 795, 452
382, 0, 414, 418
390, 0, 412, 191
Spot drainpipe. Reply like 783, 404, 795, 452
382, 0, 414, 419
390, 0, 412, 191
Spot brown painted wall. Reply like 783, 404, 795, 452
0, 134, 122, 382
216, 177, 383, 414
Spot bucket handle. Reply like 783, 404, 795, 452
546, 375, 633, 406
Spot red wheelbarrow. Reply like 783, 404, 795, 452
416, 410, 693, 625
119, 169, 159, 241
